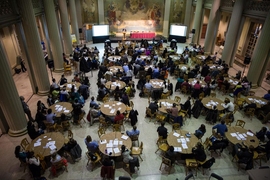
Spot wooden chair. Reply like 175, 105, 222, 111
253, 151, 267, 166
172, 123, 181, 131
86, 152, 102, 171
161, 90, 171, 99
155, 137, 169, 155
104, 74, 112, 81
20, 138, 29, 151
130, 135, 139, 146
99, 116, 109, 130
98, 127, 106, 138
116, 119, 125, 131
61, 120, 70, 131
174, 96, 181, 103
65, 130, 73, 144
225, 119, 232, 126
36, 153, 47, 172
197, 159, 208, 175
258, 112, 270, 124
244, 108, 255, 120
203, 138, 212, 154
64, 63, 72, 75
185, 159, 198, 176
43, 121, 57, 132
131, 142, 143, 161
220, 85, 228, 95
199, 92, 205, 100
210, 92, 216, 97
143, 87, 151, 97
18, 158, 28, 172
78, 112, 86, 127
112, 124, 121, 132
159, 156, 174, 174
174, 69, 180, 78
181, 86, 188, 95
156, 112, 166, 123
235, 120, 245, 128
102, 94, 110, 103
145, 107, 156, 121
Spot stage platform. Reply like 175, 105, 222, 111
109, 34, 168, 43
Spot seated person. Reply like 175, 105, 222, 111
14, 145, 27, 162
114, 110, 124, 124
126, 125, 140, 136
222, 80, 230, 91
165, 146, 176, 165
144, 80, 153, 91
256, 127, 268, 142
166, 103, 179, 119
243, 102, 256, 112
27, 120, 43, 140
257, 101, 270, 121
90, 106, 101, 118
59, 87, 69, 102
47, 94, 54, 106
233, 144, 254, 170
59, 74, 67, 85
205, 105, 218, 124
212, 120, 228, 137
148, 100, 159, 114
121, 145, 140, 173
181, 96, 192, 118
194, 124, 206, 139
157, 122, 168, 139
85, 135, 99, 153
50, 151, 68, 176
235, 71, 242, 80
73, 74, 81, 83
102, 157, 115, 167
98, 85, 107, 100
181, 80, 191, 91
231, 82, 243, 97
204, 74, 211, 84
222, 98, 234, 113
27, 151, 41, 179
51, 78, 60, 91
263, 90, 270, 101
209, 134, 229, 153
114, 86, 123, 101
46, 108, 55, 124
192, 142, 207, 162
192, 99, 203, 119
121, 92, 130, 106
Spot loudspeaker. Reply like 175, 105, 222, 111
244, 57, 251, 65
191, 29, 196, 34
79, 28, 82, 33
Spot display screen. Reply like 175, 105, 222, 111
92, 25, 109, 37
170, 25, 187, 36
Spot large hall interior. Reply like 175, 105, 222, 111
0, 0, 270, 180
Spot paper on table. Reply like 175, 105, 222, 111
185, 138, 190, 142
43, 136, 47, 138
36, 138, 42, 142
182, 144, 188, 149
121, 135, 128, 140
106, 143, 113, 148
181, 138, 186, 144
206, 104, 211, 107
236, 136, 241, 140
114, 148, 120, 154
248, 98, 253, 101
110, 109, 115, 114
116, 102, 122, 105
174, 147, 182, 152
48, 138, 52, 140
118, 108, 121, 110
49, 144, 56, 150
107, 148, 113, 154
64, 110, 70, 113
231, 133, 237, 137
100, 139, 107, 144
173, 132, 180, 137
55, 105, 60, 108
34, 142, 41, 147
119, 141, 123, 145
104, 104, 109, 107
113, 140, 118, 146
247, 131, 254, 136
177, 139, 181, 143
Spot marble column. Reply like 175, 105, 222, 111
75, 0, 83, 29
17, 0, 50, 95
192, 0, 204, 44
162, 0, 171, 38
221, 0, 245, 64
184, 0, 193, 39
69, 0, 80, 44
40, 15, 53, 60
58, 0, 73, 55
204, 0, 221, 53
43, 0, 64, 72
0, 40, 27, 137
247, 11, 270, 87
98, 0, 105, 24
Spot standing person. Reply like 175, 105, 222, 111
20, 96, 33, 121
72, 99, 83, 124
192, 142, 207, 162
129, 108, 139, 126
157, 122, 168, 139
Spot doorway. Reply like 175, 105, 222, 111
201, 24, 207, 39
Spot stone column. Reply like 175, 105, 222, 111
69, 0, 80, 44
247, 11, 270, 87
40, 14, 53, 60
17, 0, 50, 95
98, 0, 105, 24
184, 0, 193, 39
221, 0, 245, 64
43, 0, 64, 72
58, 0, 73, 55
204, 0, 221, 53
75, 0, 83, 29
192, 0, 204, 44
162, 0, 171, 38
0, 40, 27, 137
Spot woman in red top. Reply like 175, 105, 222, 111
192, 81, 201, 99
114, 110, 124, 124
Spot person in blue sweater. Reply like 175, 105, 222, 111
212, 120, 228, 137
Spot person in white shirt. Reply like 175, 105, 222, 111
221, 98, 235, 120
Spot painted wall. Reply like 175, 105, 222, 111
203, 9, 210, 24
217, 12, 230, 40
169, 0, 186, 24
103, 0, 165, 33
81, 0, 99, 24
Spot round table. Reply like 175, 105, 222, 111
225, 126, 259, 148
245, 96, 268, 108
188, 78, 207, 87
108, 56, 121, 61
158, 99, 180, 114
99, 132, 132, 156
108, 66, 123, 74
62, 82, 81, 92
27, 132, 65, 157
105, 80, 126, 90
167, 129, 199, 154
100, 101, 127, 116
201, 97, 224, 111
150, 79, 164, 89
50, 102, 73, 117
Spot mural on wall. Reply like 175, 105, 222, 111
104, 0, 165, 33
81, 0, 99, 24
169, 0, 186, 24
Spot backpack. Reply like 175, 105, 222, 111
202, 157, 215, 169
